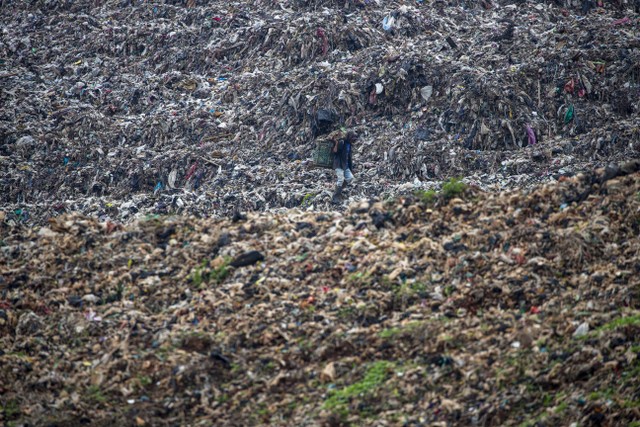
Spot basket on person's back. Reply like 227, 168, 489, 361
312, 130, 343, 169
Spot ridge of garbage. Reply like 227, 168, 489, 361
2, 0, 639, 225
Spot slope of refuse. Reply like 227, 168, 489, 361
1, 0, 639, 225
2, 163, 640, 426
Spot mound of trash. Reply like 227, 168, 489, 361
1, 162, 639, 426
1, 0, 639, 225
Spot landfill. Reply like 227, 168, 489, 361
1, 0, 639, 224
2, 0, 640, 425
2, 162, 640, 426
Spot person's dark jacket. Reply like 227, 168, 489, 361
332, 137, 353, 170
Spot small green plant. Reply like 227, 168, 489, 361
300, 192, 316, 208
1, 400, 20, 419
379, 327, 402, 339
599, 314, 640, 331
346, 270, 372, 286
256, 402, 271, 421
210, 258, 231, 284
441, 177, 466, 198
517, 412, 547, 427
589, 388, 615, 401
415, 189, 436, 204
622, 398, 640, 409
190, 257, 231, 288
87, 385, 107, 404
191, 259, 208, 287
443, 285, 456, 297
411, 282, 427, 294
379, 321, 424, 339
324, 360, 394, 413
622, 362, 640, 385
337, 305, 356, 319
137, 375, 152, 387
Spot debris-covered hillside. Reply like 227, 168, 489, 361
1, 0, 639, 224
1, 163, 640, 426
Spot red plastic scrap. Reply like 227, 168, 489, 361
612, 17, 630, 26
316, 27, 328, 56
105, 220, 120, 234
564, 78, 574, 94
185, 162, 198, 181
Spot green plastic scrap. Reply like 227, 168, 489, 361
564, 104, 574, 124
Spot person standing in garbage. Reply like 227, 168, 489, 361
332, 131, 357, 203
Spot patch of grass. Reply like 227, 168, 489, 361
415, 189, 436, 204
589, 388, 615, 401
411, 282, 427, 294
379, 327, 402, 339
623, 364, 640, 385
1, 400, 20, 419
622, 399, 640, 409
137, 375, 152, 388
554, 401, 568, 414
190, 257, 232, 288
346, 270, 372, 286
210, 258, 231, 284
337, 305, 356, 319
191, 259, 208, 287
517, 410, 548, 427
414, 178, 466, 204
324, 361, 394, 413
542, 393, 554, 407
87, 385, 107, 404
599, 314, 640, 331
443, 284, 456, 297
379, 321, 425, 339
441, 177, 466, 198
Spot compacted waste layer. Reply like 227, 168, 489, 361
1, 162, 640, 426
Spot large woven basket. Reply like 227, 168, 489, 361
312, 140, 334, 169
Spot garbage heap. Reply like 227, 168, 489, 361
1, 163, 639, 426
1, 0, 639, 224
